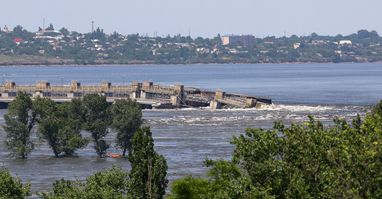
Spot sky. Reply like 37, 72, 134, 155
1, 0, 382, 38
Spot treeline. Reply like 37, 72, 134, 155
2, 95, 382, 198
3, 92, 142, 158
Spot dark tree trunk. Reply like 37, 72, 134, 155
53, 148, 59, 158
123, 139, 128, 157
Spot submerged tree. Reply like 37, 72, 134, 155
3, 92, 36, 159
111, 99, 142, 157
56, 100, 88, 156
129, 127, 168, 199
82, 94, 111, 157
0, 168, 30, 198
35, 98, 87, 157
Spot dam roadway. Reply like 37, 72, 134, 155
0, 81, 272, 109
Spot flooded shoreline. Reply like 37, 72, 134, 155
0, 104, 368, 194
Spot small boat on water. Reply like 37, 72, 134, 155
106, 153, 122, 158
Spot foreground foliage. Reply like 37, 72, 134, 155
170, 100, 382, 199
40, 167, 129, 199
0, 168, 30, 198
129, 127, 168, 198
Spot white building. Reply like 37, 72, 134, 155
339, 40, 352, 45
293, 43, 301, 49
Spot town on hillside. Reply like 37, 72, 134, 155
0, 24, 382, 65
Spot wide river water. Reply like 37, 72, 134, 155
0, 63, 381, 194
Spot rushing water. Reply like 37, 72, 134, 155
0, 63, 381, 194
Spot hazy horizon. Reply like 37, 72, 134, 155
1, 0, 382, 38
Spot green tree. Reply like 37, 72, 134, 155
3, 92, 36, 159
56, 101, 88, 156
40, 167, 130, 199
82, 94, 111, 157
111, 99, 143, 157
34, 97, 60, 157
0, 168, 30, 198
168, 176, 210, 199
46, 24, 54, 31
59, 27, 70, 37
129, 127, 168, 199
35, 98, 87, 157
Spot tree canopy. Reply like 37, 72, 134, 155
3, 92, 36, 159
0, 168, 30, 198
111, 99, 143, 157
129, 127, 168, 199
170, 100, 382, 198
82, 94, 111, 157
40, 167, 130, 199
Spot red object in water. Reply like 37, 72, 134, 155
13, 37, 23, 43
106, 153, 122, 158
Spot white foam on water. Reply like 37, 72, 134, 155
257, 104, 335, 112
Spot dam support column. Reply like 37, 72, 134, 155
171, 95, 180, 107
172, 84, 185, 107
245, 98, 256, 108
130, 82, 142, 99
210, 100, 222, 109
210, 90, 225, 109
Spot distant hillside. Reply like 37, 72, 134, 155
1, 25, 382, 65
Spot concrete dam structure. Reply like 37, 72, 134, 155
0, 81, 272, 109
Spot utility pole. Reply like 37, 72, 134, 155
43, 17, 45, 31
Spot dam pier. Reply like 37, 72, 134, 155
0, 81, 272, 109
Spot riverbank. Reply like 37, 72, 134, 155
2, 55, 382, 67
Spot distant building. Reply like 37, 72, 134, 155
221, 35, 255, 46
34, 30, 64, 41
293, 43, 301, 49
339, 40, 352, 45
3, 25, 10, 33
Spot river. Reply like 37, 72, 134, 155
0, 63, 381, 194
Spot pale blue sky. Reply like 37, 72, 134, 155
1, 0, 381, 38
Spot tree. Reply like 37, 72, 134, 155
111, 99, 143, 157
46, 24, 54, 31
0, 168, 30, 198
168, 176, 210, 199
40, 167, 130, 199
55, 100, 88, 156
3, 92, 36, 159
59, 27, 70, 37
35, 98, 87, 157
34, 97, 60, 157
82, 94, 111, 157
129, 127, 168, 199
